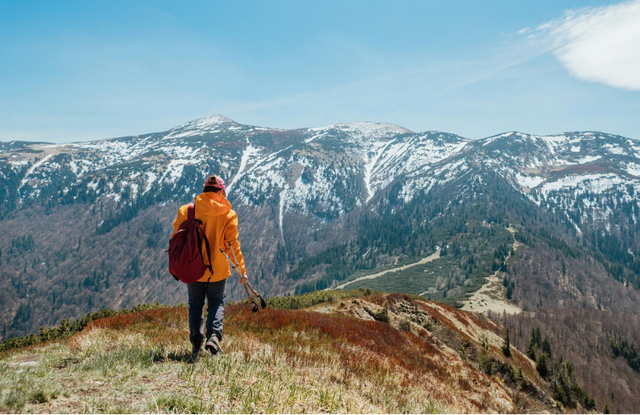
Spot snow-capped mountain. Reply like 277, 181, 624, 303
6, 117, 637, 231
1, 115, 639, 339
472, 131, 640, 237
0, 116, 469, 228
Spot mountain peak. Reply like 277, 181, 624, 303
162, 115, 242, 139
335, 121, 413, 134
490, 131, 529, 138
172, 114, 240, 131
309, 121, 413, 142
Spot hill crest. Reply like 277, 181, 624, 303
1, 291, 593, 413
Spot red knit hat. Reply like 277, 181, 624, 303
204, 175, 226, 190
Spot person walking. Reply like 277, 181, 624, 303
171, 175, 248, 360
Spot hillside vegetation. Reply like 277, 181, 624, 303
0, 291, 587, 414
2, 117, 640, 347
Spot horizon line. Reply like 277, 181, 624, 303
1, 114, 637, 144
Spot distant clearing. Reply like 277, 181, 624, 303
461, 270, 522, 315
335, 249, 441, 290
462, 226, 522, 315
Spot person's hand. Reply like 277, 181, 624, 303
239, 274, 248, 285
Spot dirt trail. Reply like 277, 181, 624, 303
462, 226, 522, 315
461, 270, 522, 315
335, 249, 441, 290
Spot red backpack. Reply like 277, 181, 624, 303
168, 203, 213, 283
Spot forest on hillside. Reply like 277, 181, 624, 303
501, 309, 640, 413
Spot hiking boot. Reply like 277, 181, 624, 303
190, 343, 202, 362
205, 336, 223, 355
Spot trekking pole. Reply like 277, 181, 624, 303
219, 248, 259, 313
246, 282, 267, 309
228, 241, 267, 309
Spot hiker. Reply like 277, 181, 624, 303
170, 175, 248, 359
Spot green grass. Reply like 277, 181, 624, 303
154, 394, 207, 413
339, 225, 513, 307
77, 344, 168, 374
0, 358, 63, 411
344, 255, 458, 294
266, 288, 375, 310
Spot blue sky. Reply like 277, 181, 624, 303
1, 0, 639, 142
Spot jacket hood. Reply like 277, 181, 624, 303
195, 192, 231, 217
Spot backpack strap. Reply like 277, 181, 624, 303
199, 230, 214, 290
191, 201, 214, 276
187, 203, 195, 220
198, 227, 214, 274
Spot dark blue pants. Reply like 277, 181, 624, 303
187, 279, 226, 347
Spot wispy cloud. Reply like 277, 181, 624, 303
433, 48, 553, 98
537, 0, 640, 91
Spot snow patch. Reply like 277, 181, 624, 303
279, 186, 288, 239
540, 174, 628, 196
19, 153, 54, 191
164, 160, 189, 183
364, 141, 394, 201
144, 171, 158, 193
625, 162, 640, 177
515, 173, 544, 188
227, 140, 260, 193
604, 143, 626, 155
482, 132, 513, 147
577, 155, 601, 164
308, 122, 412, 144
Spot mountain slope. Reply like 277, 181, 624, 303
0, 292, 584, 413
1, 116, 639, 341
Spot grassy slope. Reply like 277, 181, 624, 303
0, 291, 557, 414
333, 224, 513, 307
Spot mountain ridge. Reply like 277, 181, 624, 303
4, 114, 638, 146
2, 114, 640, 411
0, 291, 588, 413
1, 115, 639, 333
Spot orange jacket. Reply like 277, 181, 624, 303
171, 192, 247, 283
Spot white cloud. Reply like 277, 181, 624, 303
539, 0, 640, 91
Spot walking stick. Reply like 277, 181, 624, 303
228, 241, 267, 309
219, 248, 259, 313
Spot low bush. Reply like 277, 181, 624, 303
0, 302, 175, 353
266, 289, 373, 310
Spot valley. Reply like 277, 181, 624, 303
2, 115, 640, 411
1, 115, 639, 336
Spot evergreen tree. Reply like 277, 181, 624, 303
542, 337, 552, 357
527, 340, 537, 360
536, 353, 550, 379
506, 280, 514, 300
529, 327, 542, 348
502, 327, 511, 357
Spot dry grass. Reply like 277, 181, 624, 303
461, 270, 522, 315
0, 294, 553, 413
